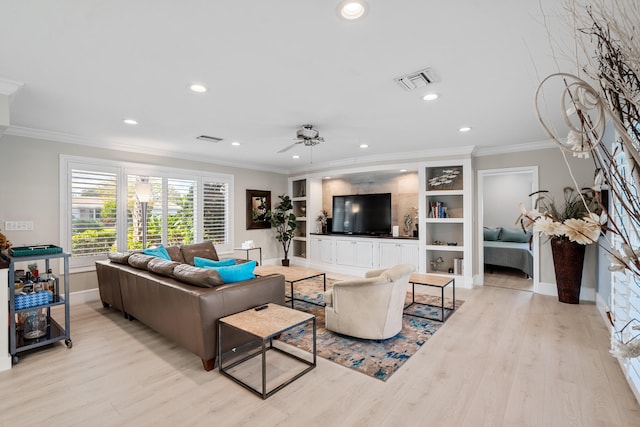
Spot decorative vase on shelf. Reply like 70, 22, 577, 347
550, 237, 585, 304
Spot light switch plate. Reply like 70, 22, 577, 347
4, 221, 33, 231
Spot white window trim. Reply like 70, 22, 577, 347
60, 155, 234, 272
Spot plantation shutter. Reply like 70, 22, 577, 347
70, 169, 118, 258
202, 180, 229, 245
167, 178, 196, 246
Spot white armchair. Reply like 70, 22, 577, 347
323, 264, 415, 340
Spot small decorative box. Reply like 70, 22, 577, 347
15, 291, 53, 310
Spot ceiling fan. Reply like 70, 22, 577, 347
277, 124, 325, 153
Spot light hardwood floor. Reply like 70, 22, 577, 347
1, 282, 639, 427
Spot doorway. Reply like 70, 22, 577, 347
477, 167, 539, 292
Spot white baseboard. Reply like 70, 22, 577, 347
595, 292, 612, 327
536, 281, 596, 302
69, 288, 101, 305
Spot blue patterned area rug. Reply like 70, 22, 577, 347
277, 277, 463, 382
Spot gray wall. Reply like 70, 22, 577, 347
483, 172, 533, 228
475, 147, 598, 292
0, 134, 288, 293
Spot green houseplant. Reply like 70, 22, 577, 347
266, 194, 297, 266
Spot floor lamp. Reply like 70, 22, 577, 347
135, 181, 151, 249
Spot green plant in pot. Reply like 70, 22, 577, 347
266, 194, 297, 266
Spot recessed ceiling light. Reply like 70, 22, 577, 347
123, 119, 138, 125
423, 93, 439, 101
292, 155, 300, 159
231, 141, 240, 146
324, 176, 332, 179
400, 169, 407, 172
459, 126, 472, 132
188, 83, 207, 93
360, 143, 369, 148
336, 0, 367, 20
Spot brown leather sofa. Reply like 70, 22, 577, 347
95, 241, 285, 371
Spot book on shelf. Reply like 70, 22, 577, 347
430, 201, 447, 218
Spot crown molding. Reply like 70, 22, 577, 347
473, 139, 557, 156
4, 126, 286, 175
285, 145, 476, 175
5, 124, 560, 176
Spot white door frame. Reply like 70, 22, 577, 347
477, 166, 539, 292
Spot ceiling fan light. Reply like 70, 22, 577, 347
337, 0, 367, 20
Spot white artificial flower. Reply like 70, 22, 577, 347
564, 218, 598, 244
567, 130, 591, 159
533, 216, 564, 236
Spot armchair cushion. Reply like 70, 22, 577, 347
324, 264, 414, 340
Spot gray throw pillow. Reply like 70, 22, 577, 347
499, 227, 530, 243
483, 227, 502, 241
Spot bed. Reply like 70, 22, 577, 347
483, 227, 533, 277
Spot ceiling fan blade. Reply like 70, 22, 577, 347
277, 141, 301, 153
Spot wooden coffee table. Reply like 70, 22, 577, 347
404, 273, 455, 322
218, 303, 316, 399
254, 265, 326, 309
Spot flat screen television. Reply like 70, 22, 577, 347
331, 193, 392, 236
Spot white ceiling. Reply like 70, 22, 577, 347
0, 0, 578, 173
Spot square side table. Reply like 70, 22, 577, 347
404, 273, 455, 322
218, 303, 316, 399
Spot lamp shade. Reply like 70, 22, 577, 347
135, 182, 152, 203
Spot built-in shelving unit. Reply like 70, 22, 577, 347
291, 178, 308, 259
420, 160, 472, 286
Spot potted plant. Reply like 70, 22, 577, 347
519, 186, 604, 303
266, 194, 297, 266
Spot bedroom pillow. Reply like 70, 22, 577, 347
483, 227, 502, 241
143, 244, 172, 261
204, 260, 257, 283
499, 227, 531, 243
194, 257, 236, 268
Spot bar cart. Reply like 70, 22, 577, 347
2, 247, 72, 364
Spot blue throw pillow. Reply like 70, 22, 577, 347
205, 260, 257, 283
194, 257, 236, 268
143, 244, 171, 261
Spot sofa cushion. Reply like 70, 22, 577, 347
180, 241, 219, 265
128, 253, 157, 270
165, 245, 185, 264
483, 227, 502, 241
108, 251, 132, 265
204, 260, 257, 284
194, 257, 236, 268
143, 244, 172, 260
173, 264, 224, 288
499, 227, 530, 243
147, 257, 181, 278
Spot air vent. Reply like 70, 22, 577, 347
394, 68, 436, 91
196, 135, 223, 143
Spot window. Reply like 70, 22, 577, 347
70, 168, 118, 260
61, 156, 233, 270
